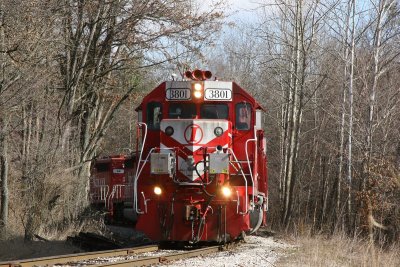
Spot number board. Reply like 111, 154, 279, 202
165, 81, 232, 101
166, 88, 191, 100
204, 81, 232, 101
204, 88, 232, 101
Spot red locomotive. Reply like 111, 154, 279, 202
89, 154, 137, 223
133, 70, 268, 244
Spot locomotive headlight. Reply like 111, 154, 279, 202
221, 186, 232, 197
165, 126, 174, 136
194, 83, 202, 91
154, 186, 162, 195
214, 127, 223, 137
193, 90, 202, 99
192, 82, 203, 99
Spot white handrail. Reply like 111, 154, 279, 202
100, 185, 109, 204
228, 148, 248, 214
107, 187, 115, 210
245, 126, 258, 205
235, 190, 240, 214
133, 122, 148, 214
134, 144, 176, 214
114, 184, 124, 199
141, 192, 150, 213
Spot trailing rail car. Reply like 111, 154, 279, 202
89, 154, 137, 223
132, 70, 268, 244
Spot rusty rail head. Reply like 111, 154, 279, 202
0, 245, 159, 267
96, 246, 224, 267
0, 243, 239, 267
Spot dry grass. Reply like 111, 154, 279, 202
277, 232, 400, 267
0, 211, 110, 261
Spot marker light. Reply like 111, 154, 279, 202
154, 186, 162, 195
194, 91, 202, 98
165, 126, 174, 136
214, 127, 223, 137
221, 186, 232, 197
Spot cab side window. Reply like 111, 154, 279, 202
147, 102, 162, 130
95, 163, 109, 172
235, 103, 252, 130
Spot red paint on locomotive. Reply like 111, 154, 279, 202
89, 154, 136, 223
121, 70, 267, 243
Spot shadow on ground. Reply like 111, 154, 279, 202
0, 237, 82, 261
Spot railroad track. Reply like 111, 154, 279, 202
0, 244, 228, 267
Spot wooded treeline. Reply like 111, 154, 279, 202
0, 0, 224, 240
211, 0, 400, 244
0, 0, 399, 245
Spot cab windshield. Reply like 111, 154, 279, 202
201, 104, 228, 119
168, 103, 197, 118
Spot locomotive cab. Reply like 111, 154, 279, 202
133, 71, 268, 244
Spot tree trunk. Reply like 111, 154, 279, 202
346, 0, 356, 234
362, 0, 394, 241
0, 116, 9, 236
282, 0, 303, 228
0, 0, 9, 237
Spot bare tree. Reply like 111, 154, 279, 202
359, 0, 400, 241
258, 0, 332, 228
55, 0, 225, 209
0, 0, 225, 240
0, 0, 20, 236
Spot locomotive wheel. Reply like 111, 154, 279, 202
238, 231, 247, 242
249, 205, 263, 234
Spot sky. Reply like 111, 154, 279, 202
227, 0, 259, 11
224, 0, 262, 23
203, 0, 261, 24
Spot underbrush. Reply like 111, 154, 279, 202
36, 208, 109, 240
0, 208, 108, 261
277, 232, 400, 267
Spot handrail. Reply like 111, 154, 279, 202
235, 190, 240, 214
228, 148, 248, 214
245, 126, 258, 206
134, 144, 176, 214
141, 192, 150, 213
100, 185, 109, 204
133, 122, 148, 214
107, 187, 115, 210
114, 184, 124, 199
106, 184, 125, 212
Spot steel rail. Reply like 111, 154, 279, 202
0, 245, 158, 267
0, 245, 228, 267
96, 246, 223, 267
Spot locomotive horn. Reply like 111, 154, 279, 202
203, 70, 212, 79
185, 70, 194, 80
185, 70, 213, 80
192, 69, 204, 80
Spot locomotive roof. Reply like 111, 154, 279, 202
135, 80, 264, 111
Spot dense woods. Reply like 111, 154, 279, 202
211, 0, 400, 244
0, 0, 224, 240
0, 0, 399, 247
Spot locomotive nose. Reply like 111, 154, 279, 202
160, 119, 231, 181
